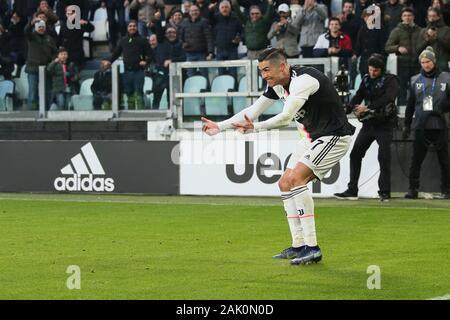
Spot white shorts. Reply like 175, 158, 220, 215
286, 135, 352, 180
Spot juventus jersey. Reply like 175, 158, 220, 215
262, 65, 355, 140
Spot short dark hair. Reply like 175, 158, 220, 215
257, 48, 287, 63
328, 17, 341, 25
368, 53, 385, 71
401, 7, 415, 15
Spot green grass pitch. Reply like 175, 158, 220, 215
0, 193, 449, 300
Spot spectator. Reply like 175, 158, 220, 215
56, 0, 90, 21
148, 27, 185, 109
130, 0, 165, 39
164, 0, 182, 18
35, 0, 59, 27
353, 8, 387, 77
107, 1, 129, 45
416, 7, 450, 72
289, 0, 301, 20
24, 18, 57, 110
232, 0, 274, 60
407, 0, 432, 27
403, 46, 450, 199
91, 60, 113, 110
104, 20, 152, 109
354, 0, 372, 19
294, 0, 328, 58
385, 7, 422, 105
196, 0, 215, 22
0, 11, 27, 71
179, 5, 214, 76
165, 9, 184, 34
335, 54, 400, 202
58, 5, 94, 71
338, 0, 361, 46
0, 51, 14, 80
212, 0, 243, 67
267, 3, 300, 58
381, 0, 404, 35
313, 17, 353, 67
46, 47, 79, 110
182, 0, 193, 18
34, 10, 58, 40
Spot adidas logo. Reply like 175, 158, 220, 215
54, 142, 115, 192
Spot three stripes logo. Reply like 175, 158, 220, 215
54, 143, 115, 192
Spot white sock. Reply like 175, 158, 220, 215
281, 192, 305, 248
291, 186, 317, 247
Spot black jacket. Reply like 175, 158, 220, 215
351, 73, 400, 126
108, 33, 153, 71
212, 12, 243, 51
179, 17, 214, 54
354, 24, 387, 59
57, 22, 94, 67
91, 70, 112, 94
152, 39, 185, 69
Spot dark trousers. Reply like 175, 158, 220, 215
300, 46, 314, 58
397, 64, 419, 106
409, 129, 450, 193
348, 124, 393, 195
151, 72, 169, 110
216, 47, 238, 79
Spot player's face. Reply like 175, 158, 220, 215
259, 60, 286, 87
368, 66, 382, 79
421, 58, 435, 73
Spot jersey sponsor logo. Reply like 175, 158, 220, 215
416, 83, 423, 91
295, 109, 306, 121
54, 142, 115, 192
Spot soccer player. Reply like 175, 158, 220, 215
201, 48, 355, 265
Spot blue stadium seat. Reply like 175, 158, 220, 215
233, 76, 250, 114
263, 99, 284, 116
205, 75, 235, 116
0, 80, 15, 111
183, 75, 208, 116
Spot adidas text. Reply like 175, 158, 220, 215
54, 174, 115, 192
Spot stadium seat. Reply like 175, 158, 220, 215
183, 75, 208, 116
205, 75, 235, 116
93, 7, 108, 21
0, 80, 15, 111
80, 78, 94, 95
233, 76, 250, 114
143, 76, 153, 108
71, 95, 94, 111
350, 74, 362, 98
159, 89, 168, 110
90, 20, 109, 42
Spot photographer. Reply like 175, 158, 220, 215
267, 4, 299, 58
335, 54, 400, 201
402, 46, 450, 199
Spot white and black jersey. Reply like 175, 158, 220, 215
218, 65, 355, 141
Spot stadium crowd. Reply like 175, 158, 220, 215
0, 0, 450, 110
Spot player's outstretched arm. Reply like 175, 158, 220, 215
201, 117, 221, 136
201, 96, 275, 135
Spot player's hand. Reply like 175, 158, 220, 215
201, 117, 220, 136
232, 114, 254, 134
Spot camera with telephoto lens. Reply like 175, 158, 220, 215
334, 64, 351, 106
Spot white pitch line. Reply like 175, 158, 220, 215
0, 196, 450, 211
427, 294, 450, 300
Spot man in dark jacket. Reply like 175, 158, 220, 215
353, 8, 387, 77
385, 7, 422, 105
179, 4, 214, 77
416, 7, 450, 72
91, 60, 113, 110
402, 47, 450, 199
148, 27, 185, 109
104, 20, 153, 109
335, 54, 400, 201
381, 0, 404, 35
25, 18, 57, 110
58, 4, 94, 70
